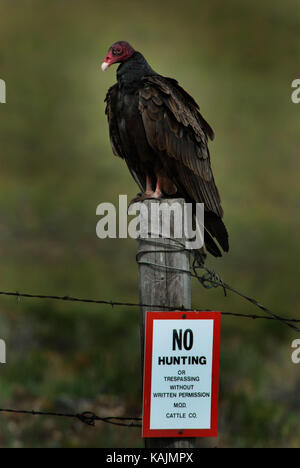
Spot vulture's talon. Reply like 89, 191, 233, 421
128, 192, 164, 212
128, 193, 144, 212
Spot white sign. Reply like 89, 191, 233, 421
143, 311, 220, 438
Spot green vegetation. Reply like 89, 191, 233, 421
0, 0, 299, 447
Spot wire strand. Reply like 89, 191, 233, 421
0, 408, 141, 428
0, 289, 299, 324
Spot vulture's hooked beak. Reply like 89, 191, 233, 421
101, 61, 109, 72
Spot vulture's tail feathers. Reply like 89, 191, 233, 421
204, 211, 229, 257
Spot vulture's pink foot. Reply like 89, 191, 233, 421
128, 176, 163, 208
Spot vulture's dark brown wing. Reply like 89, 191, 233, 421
138, 75, 223, 219
105, 84, 125, 159
105, 83, 145, 191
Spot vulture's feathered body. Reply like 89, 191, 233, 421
102, 42, 229, 257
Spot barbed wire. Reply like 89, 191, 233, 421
192, 261, 300, 332
0, 237, 298, 329
0, 289, 299, 325
0, 408, 141, 428
0, 237, 299, 429
136, 236, 300, 332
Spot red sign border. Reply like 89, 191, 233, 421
142, 311, 221, 438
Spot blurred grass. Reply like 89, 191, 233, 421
0, 0, 299, 447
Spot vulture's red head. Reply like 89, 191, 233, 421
101, 41, 135, 71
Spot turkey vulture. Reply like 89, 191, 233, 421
102, 41, 229, 257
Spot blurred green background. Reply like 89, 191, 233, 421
0, 0, 299, 448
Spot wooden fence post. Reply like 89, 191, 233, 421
137, 198, 195, 449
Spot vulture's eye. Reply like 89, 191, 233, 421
112, 47, 122, 56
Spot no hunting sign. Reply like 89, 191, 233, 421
142, 311, 220, 438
